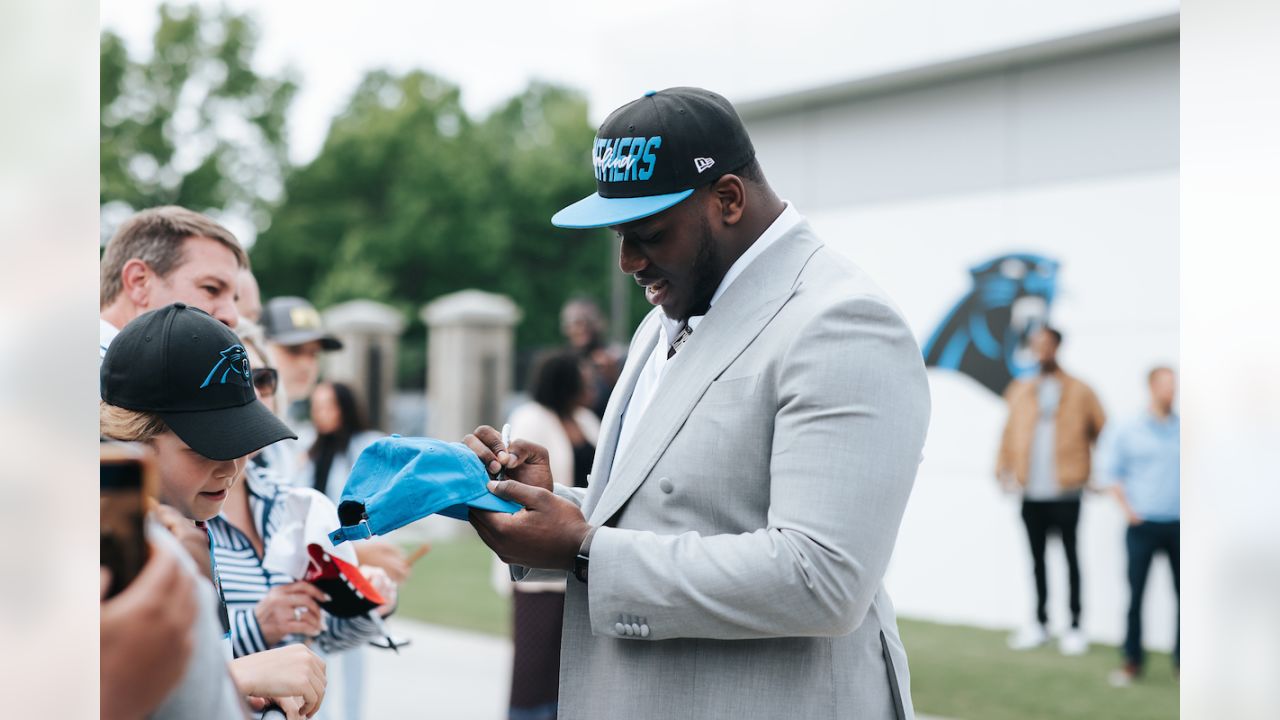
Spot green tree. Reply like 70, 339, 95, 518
100, 3, 297, 233
251, 72, 629, 387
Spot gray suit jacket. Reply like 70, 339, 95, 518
515, 221, 930, 719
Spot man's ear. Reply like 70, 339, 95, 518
711, 174, 747, 226
119, 258, 153, 307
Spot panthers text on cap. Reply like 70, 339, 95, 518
593, 136, 662, 183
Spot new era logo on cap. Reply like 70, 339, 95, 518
551, 87, 756, 229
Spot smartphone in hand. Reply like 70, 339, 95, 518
100, 441, 156, 598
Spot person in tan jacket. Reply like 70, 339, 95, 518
997, 327, 1106, 656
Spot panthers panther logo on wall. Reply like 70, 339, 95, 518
923, 253, 1059, 396
200, 344, 252, 389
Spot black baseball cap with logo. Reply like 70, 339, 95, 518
102, 303, 297, 461
551, 87, 756, 229
262, 296, 343, 350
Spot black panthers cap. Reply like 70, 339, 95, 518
262, 296, 343, 350
551, 87, 756, 229
102, 303, 297, 461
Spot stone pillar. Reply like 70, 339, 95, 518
420, 290, 522, 445
321, 300, 406, 431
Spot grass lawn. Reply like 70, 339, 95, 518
394, 527, 511, 637
901, 617, 1178, 720
395, 534, 1178, 719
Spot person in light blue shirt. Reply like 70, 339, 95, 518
1100, 366, 1180, 686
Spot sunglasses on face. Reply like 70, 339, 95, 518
252, 367, 278, 395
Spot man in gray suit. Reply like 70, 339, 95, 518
466, 87, 931, 720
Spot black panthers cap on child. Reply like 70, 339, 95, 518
101, 303, 297, 461
551, 87, 756, 229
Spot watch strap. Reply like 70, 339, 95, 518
573, 525, 597, 583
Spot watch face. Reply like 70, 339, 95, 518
574, 553, 589, 583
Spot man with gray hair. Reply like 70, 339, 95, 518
100, 205, 249, 356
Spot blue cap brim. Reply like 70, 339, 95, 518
551, 189, 694, 229
436, 491, 522, 521
467, 491, 522, 514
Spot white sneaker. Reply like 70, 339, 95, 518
1007, 623, 1049, 650
1108, 666, 1138, 688
1059, 628, 1089, 656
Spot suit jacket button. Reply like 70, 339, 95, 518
658, 477, 674, 494
615, 622, 626, 635
640, 624, 651, 638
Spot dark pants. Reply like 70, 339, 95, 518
1124, 520, 1180, 670
1021, 499, 1082, 627
510, 590, 565, 720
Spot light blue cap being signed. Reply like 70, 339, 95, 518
329, 435, 521, 545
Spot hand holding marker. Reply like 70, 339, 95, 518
497, 423, 512, 481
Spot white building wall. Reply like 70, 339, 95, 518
743, 33, 1179, 649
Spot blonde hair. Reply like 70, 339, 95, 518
99, 401, 169, 443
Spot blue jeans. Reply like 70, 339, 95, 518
1124, 520, 1180, 669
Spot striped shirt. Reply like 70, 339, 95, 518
208, 464, 379, 657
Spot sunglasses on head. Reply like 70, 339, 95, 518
251, 367, 278, 395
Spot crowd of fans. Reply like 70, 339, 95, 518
99, 206, 414, 720
98, 204, 625, 720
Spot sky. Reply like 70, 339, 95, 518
101, 0, 1179, 166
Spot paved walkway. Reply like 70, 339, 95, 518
360, 618, 949, 719
363, 618, 512, 719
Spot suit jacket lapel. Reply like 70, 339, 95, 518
581, 312, 661, 518
589, 223, 824, 525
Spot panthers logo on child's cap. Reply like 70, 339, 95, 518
199, 344, 252, 389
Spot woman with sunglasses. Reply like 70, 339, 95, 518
200, 327, 395, 720
209, 329, 397, 659
238, 323, 298, 481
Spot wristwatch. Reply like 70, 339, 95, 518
573, 526, 597, 583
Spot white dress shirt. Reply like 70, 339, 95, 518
99, 318, 120, 363
612, 202, 803, 463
